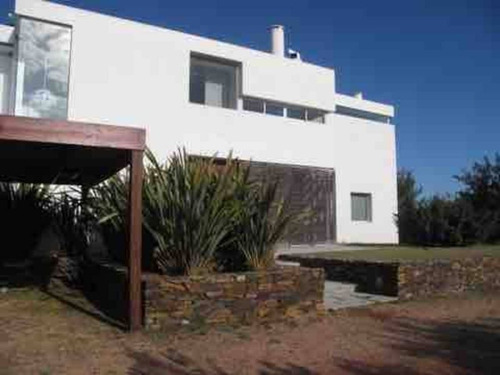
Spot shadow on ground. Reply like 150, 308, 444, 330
127, 315, 500, 375
336, 315, 500, 375
127, 349, 318, 375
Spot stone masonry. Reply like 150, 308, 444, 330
144, 266, 324, 330
281, 254, 500, 300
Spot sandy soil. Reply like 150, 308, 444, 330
1, 289, 499, 375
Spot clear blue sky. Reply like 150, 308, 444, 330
1, 0, 498, 195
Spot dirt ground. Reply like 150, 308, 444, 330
1, 289, 499, 375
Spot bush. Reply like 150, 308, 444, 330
144, 150, 241, 275
90, 149, 300, 275
397, 153, 499, 246
455, 153, 500, 243
234, 180, 297, 270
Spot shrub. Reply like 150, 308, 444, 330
455, 153, 500, 243
51, 192, 89, 257
234, 180, 297, 271
90, 149, 300, 275
144, 150, 241, 275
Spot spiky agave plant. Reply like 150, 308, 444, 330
51, 191, 88, 257
235, 180, 298, 271
144, 149, 241, 275
88, 171, 129, 263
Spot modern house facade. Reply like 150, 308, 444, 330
0, 0, 398, 246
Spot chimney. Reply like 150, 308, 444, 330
270, 25, 285, 57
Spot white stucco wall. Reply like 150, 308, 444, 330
13, 0, 398, 244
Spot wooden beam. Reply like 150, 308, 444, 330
128, 150, 143, 331
0, 115, 145, 151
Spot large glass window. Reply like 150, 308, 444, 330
189, 55, 237, 109
16, 18, 72, 119
351, 193, 372, 222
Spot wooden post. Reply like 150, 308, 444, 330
128, 150, 143, 331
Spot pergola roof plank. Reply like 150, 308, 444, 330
0, 115, 145, 151
0, 115, 145, 186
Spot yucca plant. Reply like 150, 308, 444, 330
0, 182, 53, 263
51, 191, 88, 257
89, 172, 129, 264
144, 149, 241, 275
235, 180, 298, 271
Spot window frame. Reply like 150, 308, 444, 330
14, 15, 73, 120
189, 52, 240, 110
350, 192, 372, 222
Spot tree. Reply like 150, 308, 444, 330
455, 153, 500, 243
396, 169, 422, 244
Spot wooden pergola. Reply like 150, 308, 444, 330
0, 115, 145, 331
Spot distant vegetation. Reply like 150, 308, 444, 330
397, 153, 500, 246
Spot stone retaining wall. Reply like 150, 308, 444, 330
398, 257, 500, 299
279, 255, 399, 296
280, 255, 500, 299
144, 267, 324, 330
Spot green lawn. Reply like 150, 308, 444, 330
301, 244, 500, 262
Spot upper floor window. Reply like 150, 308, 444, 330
307, 108, 325, 123
287, 106, 306, 120
243, 97, 264, 113
242, 96, 326, 124
265, 102, 284, 117
16, 18, 72, 120
189, 54, 238, 109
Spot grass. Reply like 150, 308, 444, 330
300, 244, 500, 262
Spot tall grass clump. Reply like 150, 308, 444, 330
89, 173, 130, 264
234, 180, 298, 271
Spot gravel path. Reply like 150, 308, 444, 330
324, 281, 397, 310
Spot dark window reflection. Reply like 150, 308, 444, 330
17, 18, 71, 119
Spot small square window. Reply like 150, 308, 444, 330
243, 98, 264, 113
351, 193, 372, 221
266, 102, 284, 117
287, 106, 306, 120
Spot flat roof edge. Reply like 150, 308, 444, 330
335, 93, 395, 118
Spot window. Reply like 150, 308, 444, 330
265, 102, 284, 117
351, 193, 372, 221
241, 96, 327, 123
243, 97, 264, 113
287, 106, 306, 120
189, 55, 237, 109
307, 108, 325, 123
16, 18, 72, 119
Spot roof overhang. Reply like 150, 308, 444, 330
0, 115, 146, 186
335, 93, 394, 118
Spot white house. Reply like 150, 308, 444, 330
0, 0, 399, 246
